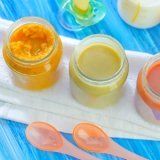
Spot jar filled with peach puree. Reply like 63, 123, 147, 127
69, 35, 129, 108
136, 54, 160, 125
3, 17, 62, 90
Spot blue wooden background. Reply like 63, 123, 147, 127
0, 0, 160, 160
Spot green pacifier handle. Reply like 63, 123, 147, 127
71, 0, 92, 16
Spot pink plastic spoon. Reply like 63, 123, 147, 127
26, 122, 99, 160
73, 123, 147, 160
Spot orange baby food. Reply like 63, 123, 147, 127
9, 23, 55, 61
3, 17, 62, 90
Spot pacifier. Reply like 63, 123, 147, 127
58, 0, 106, 31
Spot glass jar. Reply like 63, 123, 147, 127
69, 35, 129, 108
136, 54, 160, 125
3, 17, 62, 90
117, 0, 160, 29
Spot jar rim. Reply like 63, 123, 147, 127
72, 34, 128, 85
4, 17, 58, 65
142, 53, 160, 99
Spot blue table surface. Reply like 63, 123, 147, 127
0, 0, 160, 160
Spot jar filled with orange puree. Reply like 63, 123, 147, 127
3, 17, 62, 90
69, 35, 129, 108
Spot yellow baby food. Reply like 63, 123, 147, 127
69, 35, 129, 108
78, 43, 121, 80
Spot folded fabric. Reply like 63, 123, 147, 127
0, 18, 159, 140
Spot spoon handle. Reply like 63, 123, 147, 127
106, 139, 147, 160
60, 137, 99, 160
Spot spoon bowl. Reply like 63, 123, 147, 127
73, 122, 109, 152
26, 122, 63, 151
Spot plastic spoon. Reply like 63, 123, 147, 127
26, 122, 99, 160
73, 123, 147, 160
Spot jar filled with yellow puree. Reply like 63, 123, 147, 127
3, 17, 62, 90
69, 35, 129, 108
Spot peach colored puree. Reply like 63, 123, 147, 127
147, 62, 160, 94
137, 62, 160, 111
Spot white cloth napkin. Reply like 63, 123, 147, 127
0, 18, 160, 140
